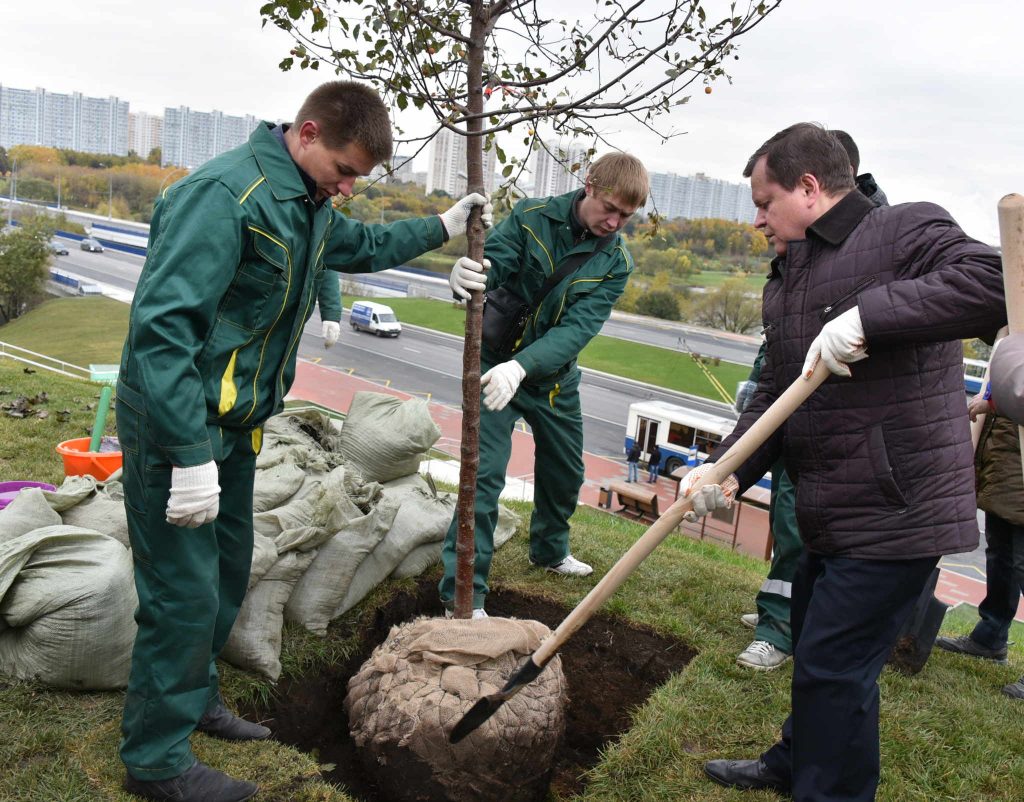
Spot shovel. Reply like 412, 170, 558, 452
449, 361, 830, 743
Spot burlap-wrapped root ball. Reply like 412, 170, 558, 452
346, 616, 567, 802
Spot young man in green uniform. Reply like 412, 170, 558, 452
117, 81, 490, 802
438, 153, 649, 617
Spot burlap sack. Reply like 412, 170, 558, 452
221, 549, 317, 681
252, 462, 307, 513
60, 491, 130, 547
336, 477, 456, 616
338, 392, 441, 483
346, 616, 565, 802
0, 525, 137, 690
0, 489, 62, 544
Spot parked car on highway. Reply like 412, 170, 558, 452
80, 237, 104, 253
48, 240, 69, 256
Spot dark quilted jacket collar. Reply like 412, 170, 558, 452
807, 189, 875, 246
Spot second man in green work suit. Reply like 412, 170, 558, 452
117, 81, 490, 802
439, 153, 650, 617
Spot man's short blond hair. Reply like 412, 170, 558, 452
587, 153, 649, 208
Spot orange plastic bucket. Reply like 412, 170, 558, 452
55, 437, 123, 481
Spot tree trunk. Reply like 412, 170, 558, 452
453, 0, 488, 619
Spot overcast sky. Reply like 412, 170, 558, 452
4, 0, 1022, 243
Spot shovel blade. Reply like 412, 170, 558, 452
448, 656, 544, 743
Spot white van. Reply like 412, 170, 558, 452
349, 300, 401, 337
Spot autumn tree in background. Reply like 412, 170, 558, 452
687, 276, 761, 333
0, 215, 54, 323
261, 0, 781, 617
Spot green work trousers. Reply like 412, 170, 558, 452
439, 368, 585, 608
116, 382, 258, 781
754, 462, 802, 654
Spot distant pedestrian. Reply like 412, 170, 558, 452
935, 385, 1024, 699
626, 442, 642, 482
647, 444, 662, 483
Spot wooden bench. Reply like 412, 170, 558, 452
602, 479, 660, 520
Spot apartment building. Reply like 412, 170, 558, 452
532, 140, 589, 198
161, 106, 260, 169
0, 84, 129, 155
128, 111, 163, 159
425, 128, 497, 196
645, 171, 756, 223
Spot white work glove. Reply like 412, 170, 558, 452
734, 379, 757, 415
480, 360, 526, 412
802, 306, 868, 379
166, 461, 220, 528
680, 462, 740, 523
439, 193, 493, 238
321, 320, 340, 348
449, 256, 491, 300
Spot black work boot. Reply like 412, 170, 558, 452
934, 634, 1008, 664
124, 761, 258, 802
1002, 676, 1024, 699
197, 704, 272, 741
704, 758, 790, 793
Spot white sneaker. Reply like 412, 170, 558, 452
740, 613, 759, 629
544, 554, 593, 577
736, 640, 790, 671
444, 608, 488, 620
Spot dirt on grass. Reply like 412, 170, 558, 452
246, 576, 696, 801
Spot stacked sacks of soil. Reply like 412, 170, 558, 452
346, 616, 566, 802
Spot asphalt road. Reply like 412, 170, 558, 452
51, 240, 742, 460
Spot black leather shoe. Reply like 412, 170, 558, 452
935, 634, 1008, 664
704, 758, 790, 792
197, 704, 272, 741
1002, 677, 1024, 699
124, 761, 258, 802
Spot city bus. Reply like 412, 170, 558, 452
624, 400, 738, 474
624, 399, 774, 490
963, 357, 987, 396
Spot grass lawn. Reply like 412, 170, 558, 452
3, 364, 1024, 799
0, 296, 130, 368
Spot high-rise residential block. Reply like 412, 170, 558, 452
425, 128, 496, 196
128, 112, 163, 159
0, 84, 129, 155
532, 140, 589, 198
162, 107, 260, 169
645, 171, 756, 223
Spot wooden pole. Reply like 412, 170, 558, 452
997, 193, 1024, 477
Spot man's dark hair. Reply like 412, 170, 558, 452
295, 81, 393, 163
743, 123, 855, 195
829, 130, 860, 174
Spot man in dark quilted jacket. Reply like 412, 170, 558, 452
687, 123, 1005, 801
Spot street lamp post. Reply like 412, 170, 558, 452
97, 163, 113, 219
157, 166, 189, 200
5, 160, 17, 227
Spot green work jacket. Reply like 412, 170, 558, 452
119, 122, 443, 467
484, 191, 634, 381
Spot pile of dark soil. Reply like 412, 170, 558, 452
247, 577, 695, 800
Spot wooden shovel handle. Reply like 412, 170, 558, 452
997, 193, 1024, 478
533, 360, 831, 666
